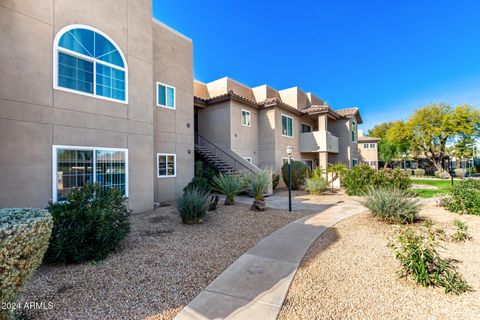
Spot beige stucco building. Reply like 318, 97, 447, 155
358, 136, 381, 170
194, 77, 364, 175
0, 1, 194, 212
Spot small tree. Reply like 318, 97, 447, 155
327, 163, 347, 190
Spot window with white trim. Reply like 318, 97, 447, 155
157, 153, 176, 177
241, 109, 251, 127
243, 156, 252, 163
53, 146, 128, 202
281, 114, 293, 137
364, 143, 369, 148
54, 25, 127, 102
157, 82, 175, 109
370, 143, 376, 148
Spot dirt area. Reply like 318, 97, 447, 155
279, 204, 480, 320
20, 203, 308, 320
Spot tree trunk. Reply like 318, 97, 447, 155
251, 199, 266, 211
224, 197, 234, 206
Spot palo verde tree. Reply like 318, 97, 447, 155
387, 104, 480, 172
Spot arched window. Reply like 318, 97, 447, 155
54, 25, 127, 103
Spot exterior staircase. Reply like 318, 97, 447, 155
194, 132, 257, 176
194, 145, 236, 174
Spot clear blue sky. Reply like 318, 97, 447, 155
153, 0, 480, 130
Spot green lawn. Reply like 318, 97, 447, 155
410, 178, 457, 198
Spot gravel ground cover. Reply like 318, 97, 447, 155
279, 204, 480, 320
20, 203, 308, 320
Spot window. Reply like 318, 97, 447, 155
157, 82, 175, 109
157, 153, 176, 177
54, 25, 127, 103
281, 114, 293, 137
241, 109, 251, 127
352, 158, 358, 167
300, 123, 312, 133
53, 146, 128, 202
243, 157, 252, 163
303, 160, 313, 171
363, 143, 369, 148
352, 121, 357, 142
370, 143, 376, 148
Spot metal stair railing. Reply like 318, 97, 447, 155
194, 132, 255, 174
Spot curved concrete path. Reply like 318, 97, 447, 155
174, 201, 366, 320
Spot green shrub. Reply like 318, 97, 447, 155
343, 164, 375, 195
443, 179, 480, 215
212, 173, 243, 205
45, 183, 130, 264
372, 169, 411, 190
281, 160, 308, 190
184, 176, 210, 193
389, 227, 472, 294
454, 168, 465, 179
362, 187, 419, 224
305, 176, 328, 195
272, 174, 280, 189
343, 166, 411, 196
414, 168, 425, 177
1, 209, 52, 320
451, 219, 471, 242
176, 188, 210, 224
439, 171, 451, 179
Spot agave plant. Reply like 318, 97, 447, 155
212, 173, 243, 205
244, 170, 271, 211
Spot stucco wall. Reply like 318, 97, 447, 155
359, 142, 379, 169
229, 101, 259, 166
0, 1, 192, 211
197, 101, 231, 149
152, 20, 194, 203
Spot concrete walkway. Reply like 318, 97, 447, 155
174, 201, 366, 320
233, 195, 334, 211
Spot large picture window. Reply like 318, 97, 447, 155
281, 114, 293, 137
53, 146, 128, 202
54, 25, 127, 103
157, 153, 176, 177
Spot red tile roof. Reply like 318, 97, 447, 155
194, 92, 363, 122
358, 136, 381, 142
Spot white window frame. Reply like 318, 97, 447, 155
241, 109, 251, 127
52, 145, 129, 202
156, 81, 176, 110
364, 143, 369, 148
370, 143, 376, 148
243, 156, 252, 163
53, 24, 128, 104
157, 153, 177, 178
300, 123, 312, 133
281, 114, 294, 138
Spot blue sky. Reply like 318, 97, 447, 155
153, 0, 480, 130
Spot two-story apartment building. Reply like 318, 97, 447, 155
358, 136, 381, 170
194, 77, 363, 174
0, 0, 194, 212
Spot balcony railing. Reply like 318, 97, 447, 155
299, 130, 339, 153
